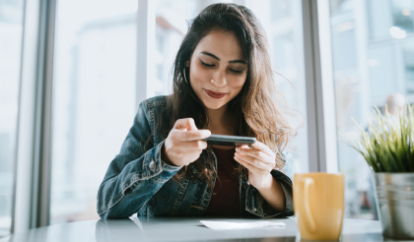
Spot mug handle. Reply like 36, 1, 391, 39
304, 177, 316, 233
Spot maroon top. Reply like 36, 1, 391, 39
204, 147, 240, 217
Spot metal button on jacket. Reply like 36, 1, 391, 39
149, 159, 156, 172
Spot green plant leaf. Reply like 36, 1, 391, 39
349, 104, 414, 172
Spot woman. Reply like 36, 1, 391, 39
97, 3, 295, 219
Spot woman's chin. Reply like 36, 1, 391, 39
203, 100, 227, 110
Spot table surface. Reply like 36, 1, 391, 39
1, 217, 397, 242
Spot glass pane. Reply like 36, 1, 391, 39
0, 0, 24, 236
330, 0, 414, 219
249, 0, 309, 175
50, 0, 138, 224
153, 0, 210, 97
154, 0, 309, 177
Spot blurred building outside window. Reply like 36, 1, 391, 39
50, 0, 138, 224
330, 0, 414, 219
0, 0, 24, 237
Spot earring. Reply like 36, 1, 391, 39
183, 68, 189, 83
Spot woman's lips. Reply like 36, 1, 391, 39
204, 89, 227, 99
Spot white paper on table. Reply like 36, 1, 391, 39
200, 220, 286, 230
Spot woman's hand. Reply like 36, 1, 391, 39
234, 142, 276, 189
235, 141, 286, 212
162, 118, 211, 167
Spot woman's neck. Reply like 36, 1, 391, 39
207, 104, 236, 150
207, 104, 234, 136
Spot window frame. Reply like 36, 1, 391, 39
12, 0, 56, 233
302, 0, 339, 173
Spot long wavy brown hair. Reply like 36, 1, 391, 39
157, 3, 297, 189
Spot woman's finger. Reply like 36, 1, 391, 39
180, 140, 208, 150
172, 129, 211, 141
249, 141, 274, 156
234, 153, 270, 171
174, 118, 198, 131
235, 147, 273, 165
185, 118, 198, 131
234, 155, 263, 173
174, 118, 190, 130
170, 138, 207, 150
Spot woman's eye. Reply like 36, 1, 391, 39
230, 69, 243, 74
201, 61, 215, 67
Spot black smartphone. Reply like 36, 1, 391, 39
203, 134, 257, 147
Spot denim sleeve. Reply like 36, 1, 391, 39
96, 102, 182, 219
244, 151, 294, 218
244, 169, 293, 218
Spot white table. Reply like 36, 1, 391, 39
1, 217, 393, 241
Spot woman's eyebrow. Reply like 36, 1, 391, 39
201, 51, 247, 64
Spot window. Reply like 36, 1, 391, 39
330, 0, 414, 219
152, 0, 198, 96
50, 0, 138, 224
0, 0, 24, 236
248, 0, 309, 175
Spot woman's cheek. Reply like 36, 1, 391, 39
230, 75, 247, 89
191, 64, 211, 85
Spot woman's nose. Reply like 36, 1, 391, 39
211, 71, 227, 87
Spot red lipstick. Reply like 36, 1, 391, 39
204, 89, 227, 99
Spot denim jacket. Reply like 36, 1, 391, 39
97, 95, 294, 219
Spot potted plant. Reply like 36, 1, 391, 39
351, 105, 414, 240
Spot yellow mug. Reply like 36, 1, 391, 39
293, 173, 345, 241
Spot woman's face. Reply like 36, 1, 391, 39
188, 30, 248, 110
